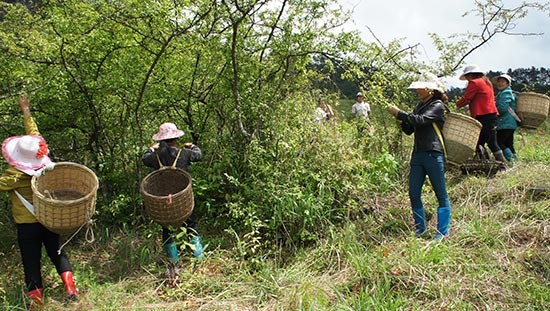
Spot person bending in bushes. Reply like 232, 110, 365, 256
387, 72, 451, 242
0, 95, 78, 310
142, 122, 204, 263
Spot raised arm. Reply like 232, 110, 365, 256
19, 95, 40, 136
19, 95, 32, 118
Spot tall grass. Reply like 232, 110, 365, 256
1, 127, 549, 310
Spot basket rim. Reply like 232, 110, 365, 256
517, 92, 550, 100
446, 112, 483, 127
31, 161, 99, 204
140, 166, 192, 198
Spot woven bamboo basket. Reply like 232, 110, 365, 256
442, 112, 482, 166
516, 92, 550, 129
140, 167, 194, 227
31, 162, 98, 235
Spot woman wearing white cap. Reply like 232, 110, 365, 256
387, 72, 451, 241
492, 74, 519, 162
0, 95, 78, 309
456, 65, 507, 165
142, 123, 204, 263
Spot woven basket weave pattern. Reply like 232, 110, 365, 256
516, 92, 550, 129
442, 113, 482, 166
31, 162, 99, 235
140, 167, 194, 227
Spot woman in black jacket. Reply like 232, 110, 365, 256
388, 72, 451, 241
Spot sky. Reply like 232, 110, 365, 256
340, 0, 550, 87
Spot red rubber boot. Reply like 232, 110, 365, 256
60, 271, 78, 299
27, 288, 43, 310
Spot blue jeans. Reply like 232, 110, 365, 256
409, 151, 451, 235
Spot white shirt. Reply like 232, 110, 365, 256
352, 101, 371, 120
313, 107, 327, 123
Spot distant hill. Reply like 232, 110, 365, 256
307, 56, 550, 100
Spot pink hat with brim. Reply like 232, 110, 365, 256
152, 122, 185, 141
2, 135, 52, 175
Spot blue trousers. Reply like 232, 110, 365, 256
409, 151, 451, 235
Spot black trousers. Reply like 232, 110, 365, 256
497, 129, 516, 153
162, 211, 199, 246
476, 113, 501, 153
17, 223, 72, 291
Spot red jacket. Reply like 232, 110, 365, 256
456, 77, 498, 118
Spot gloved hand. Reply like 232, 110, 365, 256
35, 162, 56, 177
44, 162, 56, 171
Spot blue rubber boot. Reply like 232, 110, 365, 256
163, 241, 179, 262
503, 148, 518, 163
435, 206, 451, 240
502, 148, 513, 161
412, 207, 426, 236
189, 235, 204, 259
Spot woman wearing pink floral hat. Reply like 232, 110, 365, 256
0, 95, 78, 310
142, 122, 204, 265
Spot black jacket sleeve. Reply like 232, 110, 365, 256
400, 120, 414, 135
396, 99, 446, 153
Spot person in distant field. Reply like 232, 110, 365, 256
313, 100, 328, 123
492, 73, 519, 162
313, 99, 334, 123
320, 99, 334, 121
456, 64, 507, 168
351, 92, 373, 133
387, 72, 451, 242
351, 92, 371, 122
0, 95, 78, 310
142, 122, 204, 264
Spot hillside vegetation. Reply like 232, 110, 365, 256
1, 1, 549, 310
1, 122, 548, 311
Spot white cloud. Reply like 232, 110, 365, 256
340, 0, 550, 86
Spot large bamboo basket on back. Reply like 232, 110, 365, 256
516, 92, 550, 129
442, 112, 482, 166
140, 167, 194, 227
31, 162, 98, 235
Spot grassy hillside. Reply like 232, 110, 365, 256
1, 125, 549, 310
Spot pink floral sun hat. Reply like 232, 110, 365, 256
151, 122, 185, 141
2, 135, 52, 175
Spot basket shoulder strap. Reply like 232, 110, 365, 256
14, 190, 35, 215
155, 153, 164, 168
155, 148, 183, 168
432, 122, 447, 159
172, 149, 183, 168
